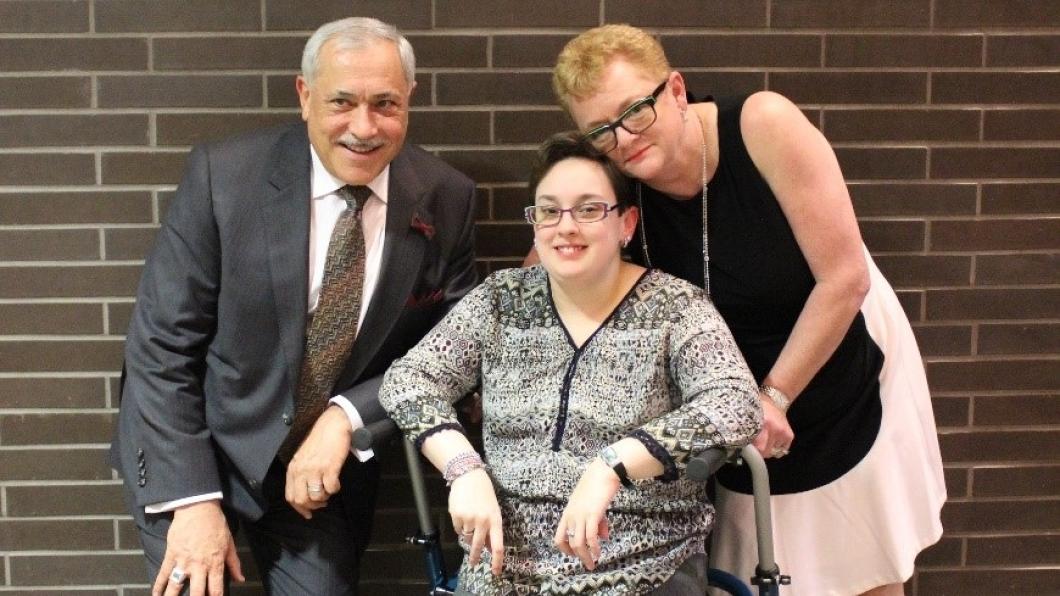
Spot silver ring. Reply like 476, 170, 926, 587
307, 483, 324, 493
169, 567, 187, 584
566, 529, 576, 540
771, 447, 789, 458
461, 529, 475, 536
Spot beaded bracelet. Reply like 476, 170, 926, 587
760, 384, 792, 413
443, 451, 486, 486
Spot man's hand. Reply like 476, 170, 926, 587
285, 405, 352, 518
153, 500, 243, 596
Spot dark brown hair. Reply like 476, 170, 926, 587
527, 131, 633, 210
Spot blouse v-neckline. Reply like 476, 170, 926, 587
546, 268, 650, 351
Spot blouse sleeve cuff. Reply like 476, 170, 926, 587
413, 422, 466, 451
629, 429, 680, 483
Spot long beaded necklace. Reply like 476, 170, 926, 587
636, 120, 711, 297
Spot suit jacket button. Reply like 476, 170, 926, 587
137, 448, 144, 457
138, 478, 146, 487
282, 414, 292, 425
248, 479, 258, 488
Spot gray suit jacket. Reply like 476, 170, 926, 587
111, 122, 477, 524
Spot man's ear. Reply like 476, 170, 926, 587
295, 75, 312, 121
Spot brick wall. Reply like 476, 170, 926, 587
0, 1, 1057, 594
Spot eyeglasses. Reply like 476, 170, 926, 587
524, 201, 620, 227
581, 80, 668, 153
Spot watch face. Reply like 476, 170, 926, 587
599, 446, 620, 467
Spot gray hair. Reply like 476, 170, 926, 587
301, 17, 416, 87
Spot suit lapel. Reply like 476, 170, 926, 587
333, 148, 428, 389
262, 125, 311, 389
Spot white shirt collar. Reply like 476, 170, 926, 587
309, 145, 389, 204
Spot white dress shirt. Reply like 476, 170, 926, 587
145, 147, 387, 513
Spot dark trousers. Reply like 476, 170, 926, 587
137, 457, 380, 595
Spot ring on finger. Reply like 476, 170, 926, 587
771, 447, 789, 458
307, 482, 324, 494
566, 529, 577, 540
169, 566, 187, 584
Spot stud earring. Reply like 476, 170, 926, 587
621, 236, 631, 248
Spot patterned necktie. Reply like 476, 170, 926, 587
279, 185, 371, 461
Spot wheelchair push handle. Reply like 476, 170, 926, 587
352, 417, 399, 450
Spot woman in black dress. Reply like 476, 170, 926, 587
527, 24, 946, 596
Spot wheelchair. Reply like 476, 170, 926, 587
355, 420, 790, 596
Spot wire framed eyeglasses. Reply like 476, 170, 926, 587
524, 202, 621, 227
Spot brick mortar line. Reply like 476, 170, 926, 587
0, 224, 160, 230
0, 409, 117, 415
0, 372, 118, 378
0, 262, 138, 270
3, 66, 1060, 76
915, 565, 1060, 572
6, 105, 1060, 114
3, 549, 146, 556
87, 0, 96, 36
0, 335, 125, 341
917, 321, 1060, 328
0, 186, 174, 191
0, 298, 134, 304
6, 142, 1060, 153
0, 147, 187, 154
5, 140, 1060, 151
18, 29, 1051, 39
922, 354, 1060, 361
2, 105, 1060, 114
933, 390, 1059, 396
0, 516, 129, 522
938, 425, 1060, 432
0, 26, 1053, 36
0, 479, 120, 486
0, 443, 111, 450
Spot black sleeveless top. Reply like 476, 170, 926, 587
630, 95, 883, 495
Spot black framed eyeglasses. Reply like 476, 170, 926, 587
581, 80, 668, 153
524, 201, 621, 227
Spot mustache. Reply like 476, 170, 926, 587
337, 134, 385, 151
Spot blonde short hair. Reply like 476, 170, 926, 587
553, 24, 670, 111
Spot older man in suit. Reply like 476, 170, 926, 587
110, 17, 477, 595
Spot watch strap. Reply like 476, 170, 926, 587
599, 446, 634, 488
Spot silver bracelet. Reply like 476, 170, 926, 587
760, 384, 792, 413
443, 451, 486, 486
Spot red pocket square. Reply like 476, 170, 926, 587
410, 215, 435, 240
406, 288, 444, 308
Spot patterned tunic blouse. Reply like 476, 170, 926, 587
380, 266, 762, 595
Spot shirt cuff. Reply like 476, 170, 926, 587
329, 396, 375, 462
144, 492, 223, 514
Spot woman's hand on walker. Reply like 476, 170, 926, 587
555, 458, 621, 570
753, 397, 795, 459
449, 468, 505, 576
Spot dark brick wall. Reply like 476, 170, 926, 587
0, 2, 1056, 594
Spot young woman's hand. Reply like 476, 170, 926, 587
554, 458, 621, 570
449, 468, 505, 576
